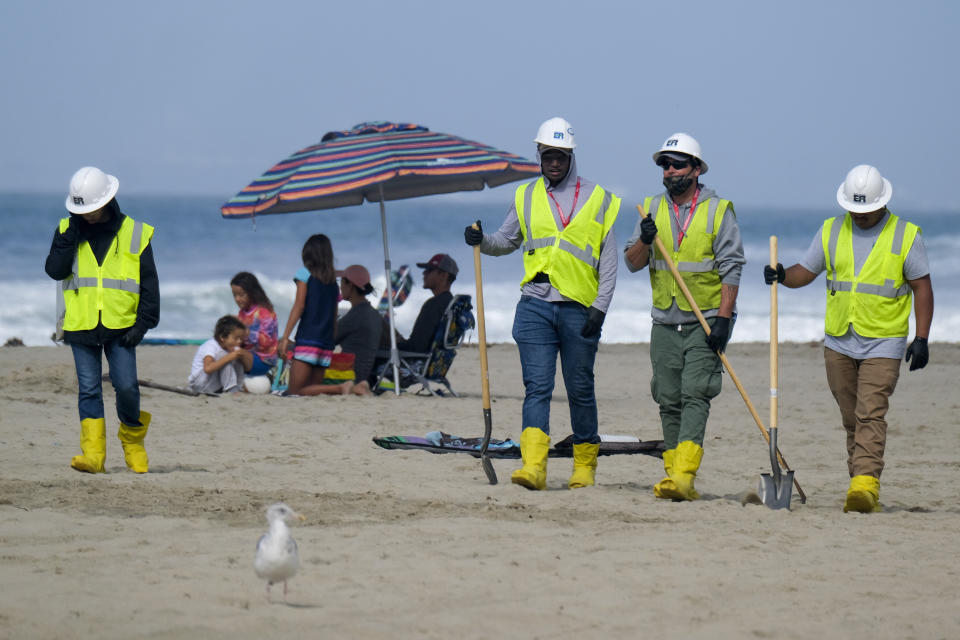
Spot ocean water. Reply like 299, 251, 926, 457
2, 190, 957, 347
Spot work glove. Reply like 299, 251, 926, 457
118, 325, 147, 348
580, 306, 606, 338
57, 215, 81, 247
706, 316, 731, 354
464, 220, 483, 246
639, 216, 657, 245
764, 263, 786, 285
905, 337, 928, 371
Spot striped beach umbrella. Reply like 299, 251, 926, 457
221, 121, 538, 217
221, 121, 540, 393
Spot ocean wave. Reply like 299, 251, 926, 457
4, 275, 955, 346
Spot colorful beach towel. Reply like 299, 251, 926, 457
373, 432, 664, 459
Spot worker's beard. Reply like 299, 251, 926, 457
663, 175, 694, 196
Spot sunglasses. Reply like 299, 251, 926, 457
656, 157, 691, 170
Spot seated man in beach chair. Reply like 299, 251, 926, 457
373, 293, 475, 396
371, 254, 460, 388
394, 254, 459, 353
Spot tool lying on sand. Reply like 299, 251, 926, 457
101, 374, 217, 398
637, 205, 805, 503
759, 236, 794, 509
373, 432, 664, 459
472, 226, 497, 484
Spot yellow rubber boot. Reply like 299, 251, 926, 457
568, 443, 600, 489
117, 411, 151, 473
653, 441, 702, 501
843, 475, 882, 513
652, 448, 676, 499
71, 418, 107, 473
511, 427, 550, 490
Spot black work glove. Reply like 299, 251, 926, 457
706, 316, 731, 354
464, 220, 483, 246
58, 215, 81, 247
905, 337, 928, 371
639, 216, 657, 245
580, 307, 605, 338
764, 263, 786, 285
119, 325, 147, 348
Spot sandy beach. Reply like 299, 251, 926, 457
1, 341, 958, 639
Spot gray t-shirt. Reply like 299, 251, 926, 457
799, 210, 930, 359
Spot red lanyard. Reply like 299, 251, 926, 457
547, 178, 581, 228
671, 187, 700, 246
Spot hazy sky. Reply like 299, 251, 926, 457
2, 0, 957, 210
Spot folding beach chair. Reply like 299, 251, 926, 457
374, 294, 475, 397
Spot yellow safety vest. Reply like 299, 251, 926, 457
822, 212, 917, 338
644, 194, 732, 311
516, 177, 620, 307
59, 216, 154, 331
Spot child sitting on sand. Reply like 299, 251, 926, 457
230, 272, 278, 376
187, 315, 248, 394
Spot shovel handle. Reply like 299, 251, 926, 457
770, 236, 778, 432
473, 225, 497, 485
637, 206, 805, 503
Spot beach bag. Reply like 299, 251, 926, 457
322, 351, 356, 385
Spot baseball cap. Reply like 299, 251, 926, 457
416, 253, 458, 276
340, 264, 374, 294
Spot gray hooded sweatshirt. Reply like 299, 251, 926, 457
623, 185, 745, 325
476, 151, 619, 312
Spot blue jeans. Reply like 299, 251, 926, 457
511, 296, 600, 445
70, 340, 142, 425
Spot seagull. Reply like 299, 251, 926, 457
254, 502, 304, 600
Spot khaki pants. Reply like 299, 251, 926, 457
823, 347, 901, 479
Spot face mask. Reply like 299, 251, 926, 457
663, 174, 694, 196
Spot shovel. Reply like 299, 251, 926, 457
759, 236, 794, 509
472, 225, 497, 484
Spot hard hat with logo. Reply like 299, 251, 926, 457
652, 132, 708, 174
65, 166, 119, 214
534, 117, 576, 150
836, 164, 892, 213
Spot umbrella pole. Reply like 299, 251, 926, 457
379, 184, 401, 396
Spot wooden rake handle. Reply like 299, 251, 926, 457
637, 205, 805, 503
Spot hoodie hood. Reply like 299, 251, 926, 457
536, 147, 578, 189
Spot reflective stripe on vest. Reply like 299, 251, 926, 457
58, 216, 154, 331
645, 194, 731, 311
516, 177, 620, 307
822, 213, 917, 338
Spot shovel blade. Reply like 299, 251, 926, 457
758, 470, 794, 510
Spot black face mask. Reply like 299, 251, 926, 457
663, 175, 694, 196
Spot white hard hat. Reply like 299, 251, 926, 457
534, 117, 576, 150
65, 166, 119, 214
837, 164, 892, 213
652, 132, 708, 174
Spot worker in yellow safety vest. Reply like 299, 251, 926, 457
464, 117, 621, 490
45, 166, 160, 474
624, 132, 746, 501
765, 164, 933, 513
